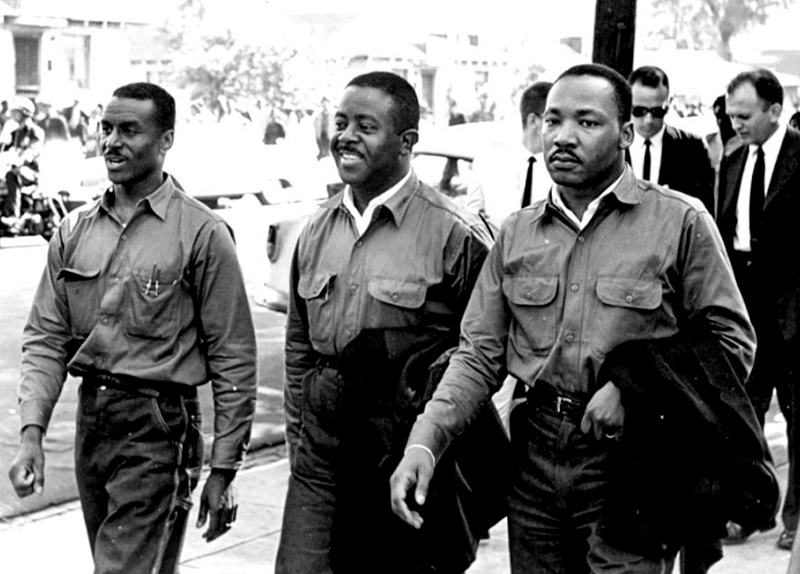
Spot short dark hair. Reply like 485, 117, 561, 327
346, 71, 420, 133
628, 66, 670, 92
556, 63, 632, 123
727, 68, 784, 108
112, 82, 176, 134
519, 81, 553, 127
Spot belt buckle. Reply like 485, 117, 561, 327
556, 396, 574, 414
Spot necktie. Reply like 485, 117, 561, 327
521, 156, 535, 208
749, 145, 765, 247
642, 139, 652, 181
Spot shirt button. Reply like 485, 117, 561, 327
349, 284, 357, 293
526, 291, 534, 300
625, 294, 634, 303
565, 333, 575, 343
356, 240, 363, 247
120, 234, 127, 241
100, 315, 109, 325
570, 283, 579, 292
391, 293, 399, 302
577, 236, 585, 243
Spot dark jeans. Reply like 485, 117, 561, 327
275, 365, 468, 574
75, 379, 203, 574
508, 398, 676, 574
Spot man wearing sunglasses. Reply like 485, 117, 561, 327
627, 66, 715, 214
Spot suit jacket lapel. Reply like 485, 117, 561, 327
765, 129, 800, 210
721, 147, 747, 225
658, 128, 674, 186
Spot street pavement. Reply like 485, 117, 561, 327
0, 401, 793, 573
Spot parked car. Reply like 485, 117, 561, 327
254, 120, 516, 313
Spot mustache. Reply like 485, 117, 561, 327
548, 148, 580, 162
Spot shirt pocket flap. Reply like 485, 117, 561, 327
58, 267, 101, 281
504, 275, 558, 306
297, 273, 335, 300
368, 278, 427, 309
596, 276, 661, 310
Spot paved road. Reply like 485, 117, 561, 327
0, 232, 289, 520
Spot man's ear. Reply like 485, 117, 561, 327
399, 129, 419, 156
619, 120, 634, 150
769, 102, 783, 123
160, 129, 175, 154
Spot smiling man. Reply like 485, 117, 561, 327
8, 82, 257, 574
391, 63, 759, 573
275, 71, 492, 574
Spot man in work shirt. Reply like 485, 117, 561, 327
276, 71, 492, 574
8, 82, 257, 574
391, 63, 756, 573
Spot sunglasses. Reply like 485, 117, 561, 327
632, 105, 669, 119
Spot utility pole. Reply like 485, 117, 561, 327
592, 0, 637, 78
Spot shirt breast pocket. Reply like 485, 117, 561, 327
503, 275, 559, 351
595, 275, 663, 339
298, 272, 337, 348
58, 267, 101, 337
127, 266, 183, 340
367, 278, 427, 327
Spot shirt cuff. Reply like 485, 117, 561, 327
404, 444, 436, 468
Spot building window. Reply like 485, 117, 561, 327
64, 34, 91, 89
14, 35, 40, 93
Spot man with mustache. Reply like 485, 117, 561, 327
275, 71, 492, 573
391, 63, 759, 573
8, 82, 257, 574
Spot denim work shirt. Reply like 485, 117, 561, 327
284, 172, 492, 454
19, 174, 257, 469
408, 168, 757, 459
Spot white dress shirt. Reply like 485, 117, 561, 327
466, 142, 552, 228
629, 126, 665, 184
734, 124, 788, 252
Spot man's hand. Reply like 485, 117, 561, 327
196, 468, 237, 542
8, 425, 45, 498
580, 381, 625, 440
389, 446, 435, 530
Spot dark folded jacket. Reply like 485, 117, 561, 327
337, 327, 510, 573
596, 327, 779, 559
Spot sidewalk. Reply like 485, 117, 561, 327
0, 417, 792, 573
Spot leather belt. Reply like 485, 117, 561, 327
526, 383, 588, 422
83, 372, 196, 400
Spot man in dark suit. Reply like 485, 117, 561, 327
717, 67, 800, 551
627, 66, 715, 213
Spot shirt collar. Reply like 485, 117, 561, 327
97, 174, 176, 221
341, 169, 411, 216
750, 123, 787, 159
327, 169, 418, 225
550, 166, 628, 225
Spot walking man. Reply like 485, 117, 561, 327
8, 82, 257, 574
716, 68, 800, 550
275, 71, 492, 574
391, 63, 757, 573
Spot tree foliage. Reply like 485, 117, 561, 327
159, 0, 315, 119
648, 0, 795, 60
